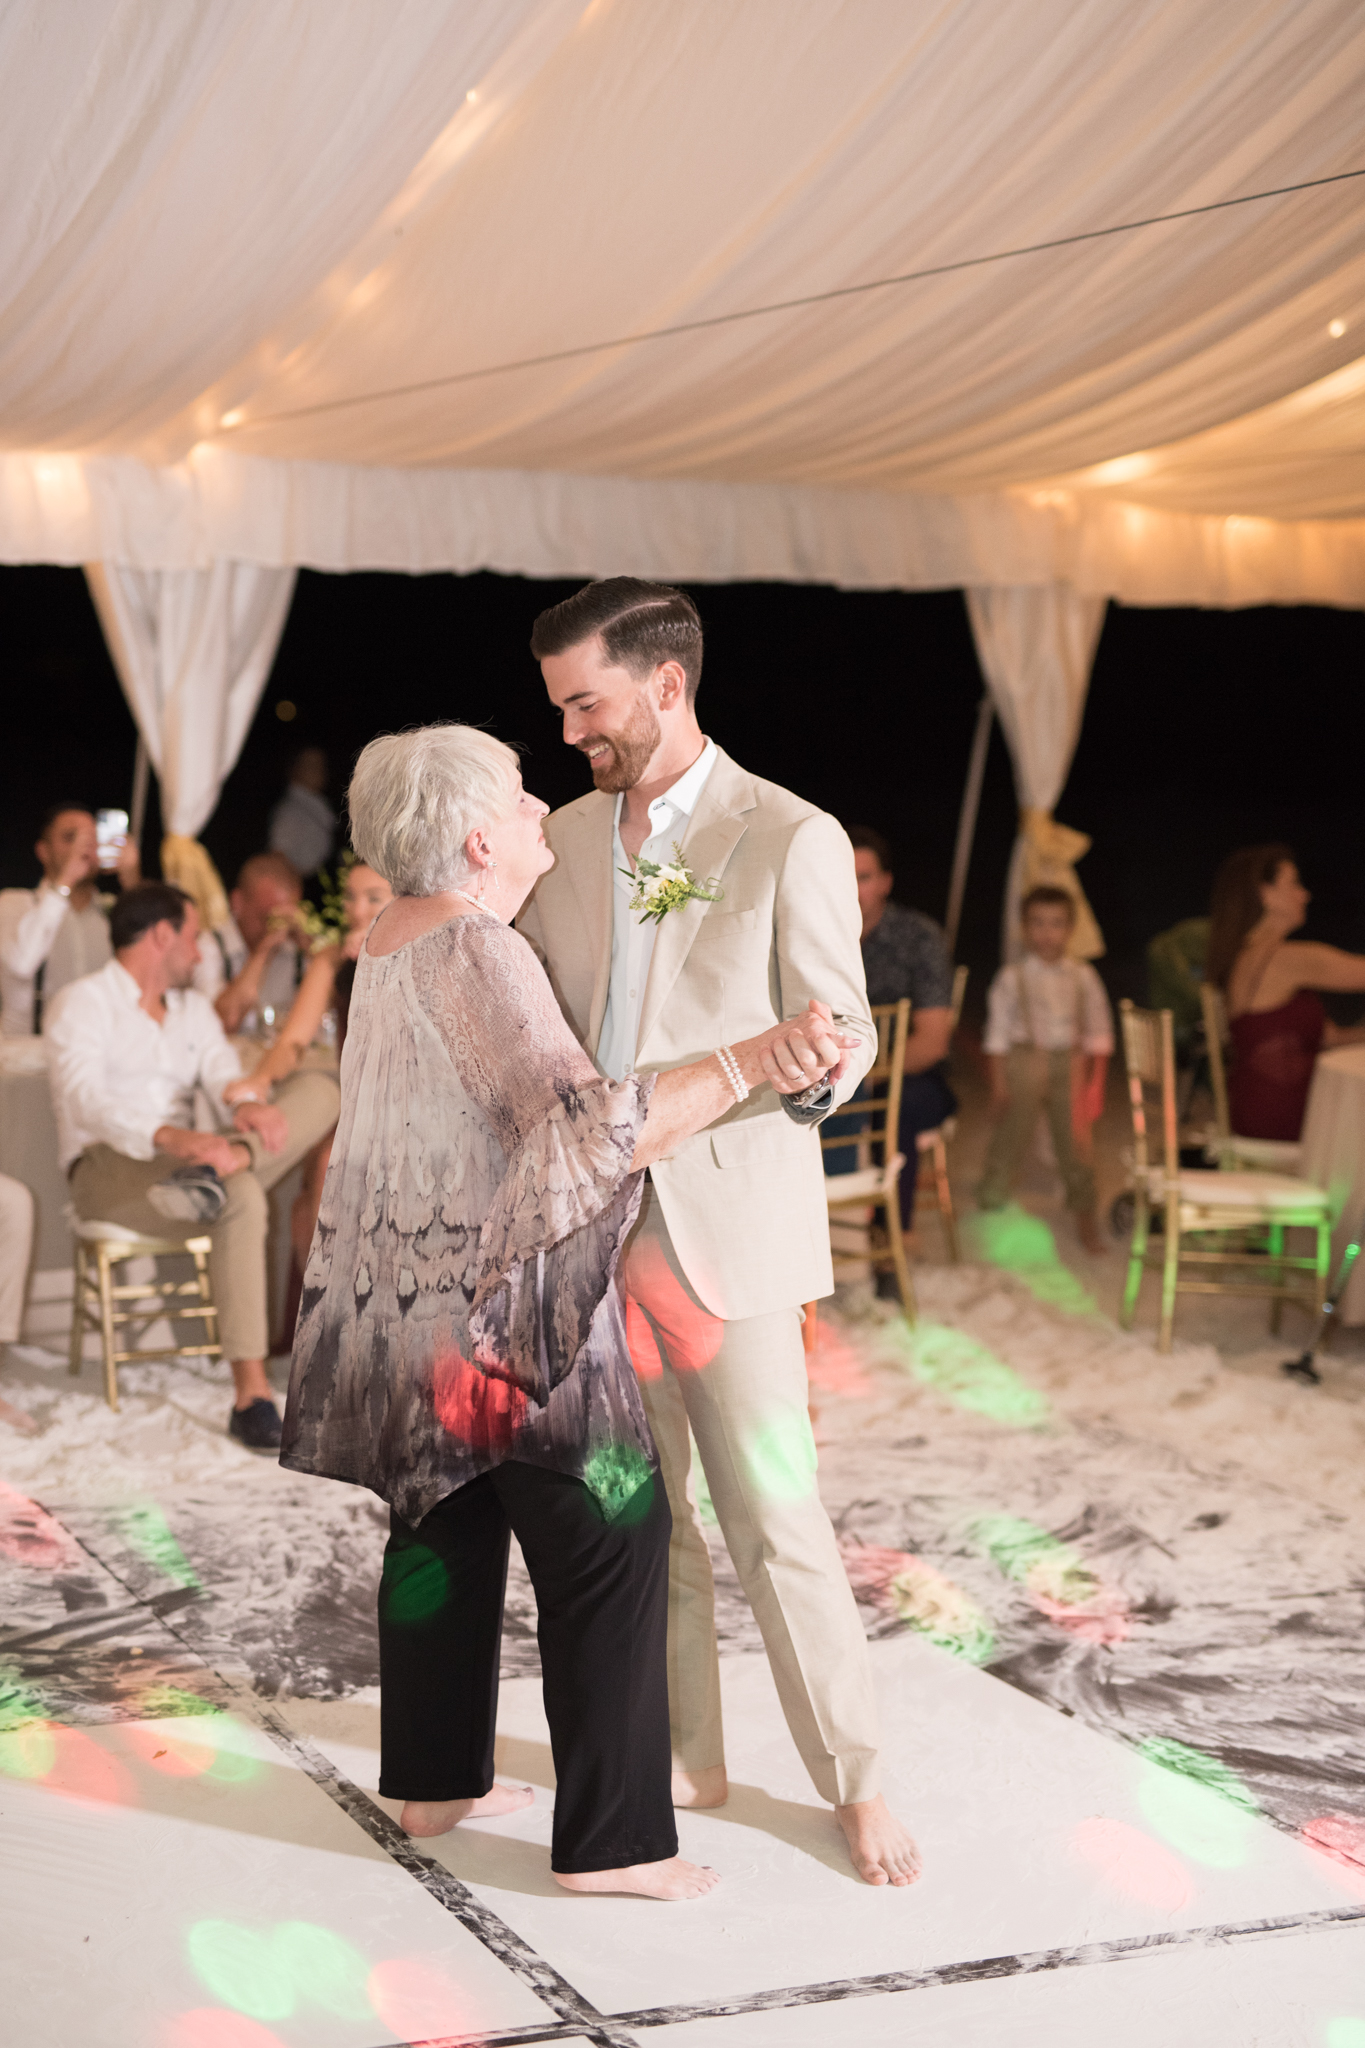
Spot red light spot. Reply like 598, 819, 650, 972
0, 1481, 84, 1572
624, 1234, 725, 1373
805, 1326, 873, 1399
625, 1298, 663, 1381
125, 1722, 216, 1778
1031, 1589, 1131, 1644
1301, 1815, 1365, 1899
432, 1349, 528, 1454
1071, 1816, 1194, 1911
367, 1956, 469, 2037
39, 1725, 136, 1808
165, 2012, 289, 2048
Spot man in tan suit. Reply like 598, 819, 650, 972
519, 578, 920, 1887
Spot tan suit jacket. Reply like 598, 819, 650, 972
518, 747, 874, 1319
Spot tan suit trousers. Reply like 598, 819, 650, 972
69, 1068, 340, 1360
0, 1172, 34, 1343
623, 1180, 880, 1806
978, 1046, 1096, 1215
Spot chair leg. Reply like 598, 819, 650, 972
1268, 1222, 1285, 1335
1315, 1221, 1331, 1326
884, 1200, 918, 1325
96, 1247, 120, 1413
69, 1243, 87, 1374
1120, 1191, 1148, 1329
931, 1136, 959, 1263
1159, 1199, 1180, 1354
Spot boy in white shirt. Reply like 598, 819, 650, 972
979, 886, 1113, 1252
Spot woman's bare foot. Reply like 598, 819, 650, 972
400, 1782, 534, 1837
672, 1764, 728, 1809
836, 1796, 922, 1887
555, 1856, 720, 1900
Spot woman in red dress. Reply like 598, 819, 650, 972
1207, 845, 1365, 1140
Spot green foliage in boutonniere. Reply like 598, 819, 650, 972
292, 848, 358, 954
621, 841, 724, 925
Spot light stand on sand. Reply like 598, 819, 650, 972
1282, 1214, 1365, 1385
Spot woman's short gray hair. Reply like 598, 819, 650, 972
347, 725, 520, 897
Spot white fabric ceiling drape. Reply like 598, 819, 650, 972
965, 585, 1109, 961
84, 562, 296, 915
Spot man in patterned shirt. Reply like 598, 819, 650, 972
847, 828, 957, 1234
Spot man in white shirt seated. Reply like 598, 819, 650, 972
46, 882, 340, 1449
193, 852, 308, 1036
0, 803, 140, 1034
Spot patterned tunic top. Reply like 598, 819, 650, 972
281, 911, 657, 1528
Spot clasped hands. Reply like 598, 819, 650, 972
757, 1000, 860, 1096
155, 1096, 288, 1176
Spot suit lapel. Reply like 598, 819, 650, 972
636, 754, 755, 1054
556, 794, 616, 1055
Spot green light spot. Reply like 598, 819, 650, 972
583, 1442, 654, 1522
187, 1921, 295, 2021
746, 1412, 818, 1502
971, 1513, 1097, 1604
888, 1561, 996, 1664
1326, 2021, 1365, 2048
1137, 1738, 1259, 1868
137, 1684, 218, 1718
966, 1204, 1099, 1317
0, 1719, 55, 1779
116, 1502, 199, 1589
272, 1921, 372, 2021
0, 1670, 48, 1735
381, 1543, 451, 1623
885, 1322, 1050, 1428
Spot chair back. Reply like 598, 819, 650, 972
1199, 980, 1232, 1140
1119, 999, 1179, 1190
950, 964, 968, 1029
820, 999, 910, 1171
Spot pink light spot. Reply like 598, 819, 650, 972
1071, 1816, 1194, 1911
165, 2012, 288, 2048
626, 1298, 663, 1382
839, 1539, 918, 1604
1301, 1815, 1365, 1900
432, 1350, 528, 1455
806, 1326, 873, 1399
1031, 1589, 1131, 1644
0, 1481, 84, 1572
25, 1725, 137, 1809
367, 1956, 469, 2037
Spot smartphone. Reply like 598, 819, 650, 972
95, 808, 129, 871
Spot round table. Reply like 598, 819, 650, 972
1299, 1043, 1365, 1324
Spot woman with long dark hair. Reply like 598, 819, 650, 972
1206, 845, 1365, 1140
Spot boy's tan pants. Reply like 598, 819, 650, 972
978, 1047, 1095, 1214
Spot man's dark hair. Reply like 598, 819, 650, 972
529, 578, 704, 704
38, 801, 94, 838
111, 883, 192, 951
847, 826, 893, 873
1021, 884, 1077, 922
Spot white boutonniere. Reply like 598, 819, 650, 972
621, 841, 724, 925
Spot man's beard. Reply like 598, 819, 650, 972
578, 691, 661, 793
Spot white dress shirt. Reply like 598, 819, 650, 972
192, 913, 303, 1019
268, 784, 336, 876
597, 739, 717, 1082
45, 959, 243, 1170
0, 883, 113, 1035
983, 954, 1114, 1057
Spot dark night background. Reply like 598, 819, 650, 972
2, 564, 1361, 1018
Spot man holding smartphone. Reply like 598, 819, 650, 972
0, 802, 140, 1035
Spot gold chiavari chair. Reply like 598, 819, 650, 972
821, 998, 916, 1321
913, 963, 968, 1261
68, 1218, 222, 1412
1198, 981, 1304, 1174
1118, 999, 1330, 1352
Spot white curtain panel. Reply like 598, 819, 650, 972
84, 562, 296, 841
965, 585, 1108, 962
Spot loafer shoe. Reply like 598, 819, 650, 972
148, 1165, 227, 1223
228, 1398, 282, 1451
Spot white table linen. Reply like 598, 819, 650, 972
1298, 1044, 1365, 1324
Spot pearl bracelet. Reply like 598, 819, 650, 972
714, 1045, 749, 1104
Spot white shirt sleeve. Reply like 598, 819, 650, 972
45, 982, 165, 1161
0, 885, 67, 977
1079, 964, 1115, 1055
193, 930, 228, 1001
982, 966, 1018, 1055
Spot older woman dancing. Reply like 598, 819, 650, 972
281, 724, 851, 1901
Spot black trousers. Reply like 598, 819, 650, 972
377, 1458, 678, 1874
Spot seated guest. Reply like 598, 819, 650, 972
268, 747, 336, 878
0, 803, 140, 1034
225, 859, 393, 1285
839, 826, 957, 1235
194, 852, 307, 1035
46, 883, 339, 1449
1208, 845, 1365, 1141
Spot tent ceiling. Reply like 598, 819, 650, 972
2, 1, 1364, 580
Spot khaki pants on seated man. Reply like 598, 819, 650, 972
69, 1068, 340, 1361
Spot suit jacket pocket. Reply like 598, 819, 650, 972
710, 1114, 812, 1169
692, 906, 760, 938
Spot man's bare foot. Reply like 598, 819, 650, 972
836, 1795, 922, 1887
1076, 1209, 1104, 1255
672, 1764, 728, 1808
400, 1782, 533, 1837
555, 1856, 720, 1900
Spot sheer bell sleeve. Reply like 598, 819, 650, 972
415, 916, 653, 1405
